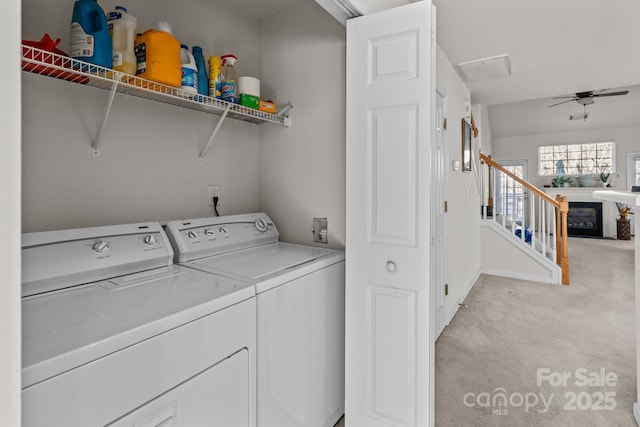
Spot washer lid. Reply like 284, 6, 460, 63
191, 242, 336, 280
22, 264, 254, 388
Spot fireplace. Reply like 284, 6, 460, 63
567, 202, 603, 238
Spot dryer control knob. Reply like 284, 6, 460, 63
143, 234, 157, 245
92, 240, 110, 253
204, 228, 215, 237
187, 231, 199, 240
254, 218, 268, 232
218, 226, 228, 236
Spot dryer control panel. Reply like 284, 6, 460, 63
166, 213, 279, 263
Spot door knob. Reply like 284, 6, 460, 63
386, 261, 397, 272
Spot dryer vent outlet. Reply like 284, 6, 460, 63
312, 217, 328, 243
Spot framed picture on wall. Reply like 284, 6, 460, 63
462, 118, 472, 172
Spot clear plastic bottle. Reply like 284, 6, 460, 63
107, 6, 137, 75
180, 44, 198, 94
220, 54, 239, 103
192, 46, 208, 96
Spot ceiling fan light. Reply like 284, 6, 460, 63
569, 113, 588, 121
577, 97, 595, 105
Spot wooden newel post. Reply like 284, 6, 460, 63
555, 195, 570, 285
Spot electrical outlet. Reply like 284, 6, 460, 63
312, 217, 328, 243
208, 185, 221, 207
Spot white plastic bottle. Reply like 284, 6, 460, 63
107, 6, 137, 75
180, 44, 198, 94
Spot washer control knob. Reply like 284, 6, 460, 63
204, 228, 215, 237
218, 226, 228, 236
143, 234, 157, 245
254, 218, 268, 232
92, 240, 110, 253
386, 261, 397, 272
187, 231, 199, 240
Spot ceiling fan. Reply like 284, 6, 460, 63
548, 89, 629, 107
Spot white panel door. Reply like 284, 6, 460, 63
346, 2, 435, 426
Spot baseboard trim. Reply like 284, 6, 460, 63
447, 269, 481, 324
326, 407, 344, 427
481, 268, 560, 285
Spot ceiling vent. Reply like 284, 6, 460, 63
569, 113, 589, 121
457, 54, 511, 82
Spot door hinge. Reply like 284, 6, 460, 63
443, 117, 447, 130
445, 284, 449, 296
444, 201, 448, 212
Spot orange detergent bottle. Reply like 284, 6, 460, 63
134, 22, 181, 87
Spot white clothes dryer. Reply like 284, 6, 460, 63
21, 222, 256, 427
166, 213, 345, 427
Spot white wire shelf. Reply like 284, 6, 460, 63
22, 44, 291, 160
21, 44, 289, 126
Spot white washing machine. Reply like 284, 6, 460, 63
21, 222, 257, 427
165, 213, 345, 427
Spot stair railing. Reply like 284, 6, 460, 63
480, 152, 570, 285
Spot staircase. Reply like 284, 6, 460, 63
480, 153, 570, 285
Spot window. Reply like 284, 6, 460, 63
628, 152, 640, 188
495, 160, 527, 222
538, 142, 615, 176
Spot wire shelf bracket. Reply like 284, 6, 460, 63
199, 104, 232, 163
93, 79, 119, 156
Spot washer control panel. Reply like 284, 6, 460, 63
22, 223, 173, 297
166, 213, 279, 263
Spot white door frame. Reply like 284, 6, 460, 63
433, 85, 448, 339
0, 0, 22, 424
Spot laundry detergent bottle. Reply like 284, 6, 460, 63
180, 44, 198, 94
70, 0, 112, 68
134, 22, 181, 87
208, 55, 222, 98
192, 46, 208, 96
106, 6, 137, 75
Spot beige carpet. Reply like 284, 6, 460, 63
435, 237, 636, 426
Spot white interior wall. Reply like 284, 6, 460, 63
21, 0, 264, 232
436, 46, 481, 317
478, 105, 493, 154
481, 224, 560, 284
258, 1, 346, 248
492, 125, 640, 191
0, 0, 21, 423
